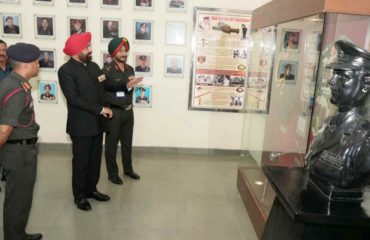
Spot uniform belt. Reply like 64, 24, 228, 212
7, 137, 38, 145
109, 104, 132, 111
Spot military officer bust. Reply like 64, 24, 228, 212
306, 40, 370, 189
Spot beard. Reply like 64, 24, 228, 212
78, 51, 92, 63
114, 54, 127, 64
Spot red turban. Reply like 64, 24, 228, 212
63, 32, 91, 56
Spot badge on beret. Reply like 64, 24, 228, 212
98, 74, 106, 82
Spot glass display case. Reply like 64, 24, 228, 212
237, 0, 370, 238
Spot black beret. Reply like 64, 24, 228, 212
7, 43, 40, 63
139, 87, 146, 91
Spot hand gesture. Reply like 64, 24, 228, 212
128, 76, 144, 89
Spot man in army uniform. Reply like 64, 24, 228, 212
102, 37, 142, 185
306, 40, 370, 190
0, 43, 42, 240
135, 55, 150, 72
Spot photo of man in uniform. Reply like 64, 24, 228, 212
70, 19, 86, 35
3, 16, 20, 34
37, 17, 53, 36
135, 22, 151, 40
39, 50, 54, 69
283, 31, 300, 50
103, 20, 119, 39
135, 0, 152, 7
135, 87, 150, 104
166, 56, 183, 74
40, 83, 56, 101
103, 0, 118, 4
135, 55, 150, 72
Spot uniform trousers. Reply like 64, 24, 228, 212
0, 144, 37, 240
70, 134, 103, 201
105, 108, 134, 179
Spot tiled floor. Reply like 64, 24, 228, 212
0, 147, 259, 240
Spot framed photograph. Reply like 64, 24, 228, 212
67, 0, 87, 7
277, 60, 298, 84
166, 0, 186, 12
1, 13, 21, 38
0, 0, 20, 3
39, 49, 56, 71
68, 17, 87, 35
134, 0, 153, 10
101, 18, 120, 40
134, 53, 153, 76
34, 15, 55, 39
166, 21, 186, 45
133, 85, 152, 107
165, 54, 184, 77
38, 81, 58, 103
33, 0, 54, 5
101, 51, 112, 68
282, 29, 301, 52
134, 20, 153, 43
101, 0, 120, 8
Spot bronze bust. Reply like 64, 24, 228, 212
306, 40, 370, 192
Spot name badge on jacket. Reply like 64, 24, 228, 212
116, 91, 125, 97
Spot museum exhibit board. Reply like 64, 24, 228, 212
237, 0, 370, 238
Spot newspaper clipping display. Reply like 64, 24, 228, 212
190, 8, 251, 111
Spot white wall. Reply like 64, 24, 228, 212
1, 0, 271, 149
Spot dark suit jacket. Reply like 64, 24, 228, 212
58, 58, 104, 137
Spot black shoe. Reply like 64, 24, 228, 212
24, 233, 43, 240
109, 176, 123, 185
74, 198, 91, 211
124, 171, 140, 180
87, 191, 110, 201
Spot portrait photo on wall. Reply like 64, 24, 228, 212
133, 85, 152, 107
101, 18, 120, 40
33, 0, 54, 5
39, 49, 56, 71
166, 21, 186, 45
277, 60, 298, 84
166, 0, 186, 12
101, 51, 112, 68
38, 81, 57, 103
282, 29, 301, 52
134, 53, 152, 76
67, 0, 87, 7
35, 15, 55, 39
0, 0, 20, 3
134, 0, 153, 10
134, 20, 153, 43
101, 0, 120, 8
68, 17, 87, 35
1, 13, 21, 37
165, 54, 184, 77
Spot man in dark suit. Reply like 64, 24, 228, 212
306, 40, 370, 189
58, 32, 113, 211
